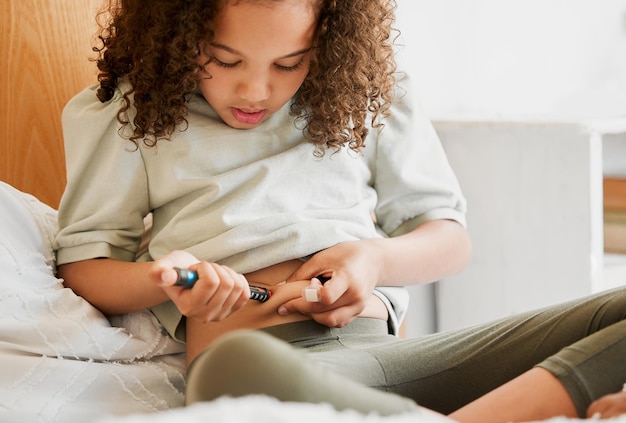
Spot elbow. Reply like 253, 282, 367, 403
57, 262, 115, 314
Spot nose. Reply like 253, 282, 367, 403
236, 71, 271, 103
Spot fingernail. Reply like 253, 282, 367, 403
278, 306, 288, 315
158, 273, 169, 287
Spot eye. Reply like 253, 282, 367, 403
274, 59, 305, 72
211, 56, 240, 69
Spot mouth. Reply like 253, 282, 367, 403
231, 107, 267, 125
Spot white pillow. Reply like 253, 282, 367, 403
0, 181, 185, 360
0, 182, 187, 421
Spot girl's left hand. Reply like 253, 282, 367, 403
278, 239, 383, 327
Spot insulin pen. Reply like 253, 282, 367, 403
173, 267, 272, 302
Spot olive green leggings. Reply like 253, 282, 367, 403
186, 286, 626, 417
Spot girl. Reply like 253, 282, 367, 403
54, 0, 626, 421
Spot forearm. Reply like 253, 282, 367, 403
57, 258, 169, 315
377, 219, 471, 286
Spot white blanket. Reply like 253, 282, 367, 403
1, 181, 624, 423
95, 396, 626, 423
96, 396, 454, 423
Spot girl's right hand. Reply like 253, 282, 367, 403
149, 250, 251, 323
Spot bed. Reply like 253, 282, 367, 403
0, 181, 455, 422
0, 1, 622, 422
3, 180, 625, 423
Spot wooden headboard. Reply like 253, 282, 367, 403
1, 0, 102, 208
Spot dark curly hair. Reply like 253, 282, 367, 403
94, 0, 398, 154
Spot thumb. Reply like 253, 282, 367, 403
150, 256, 184, 287
158, 267, 180, 287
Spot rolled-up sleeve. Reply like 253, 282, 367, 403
54, 84, 150, 265
368, 74, 467, 237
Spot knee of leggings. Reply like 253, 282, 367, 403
185, 330, 308, 404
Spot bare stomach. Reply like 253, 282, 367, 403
186, 259, 388, 363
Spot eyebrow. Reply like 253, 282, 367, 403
209, 43, 313, 59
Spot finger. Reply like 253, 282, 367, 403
586, 401, 602, 418
150, 250, 200, 287
302, 277, 324, 302
277, 297, 333, 316
586, 392, 626, 419
220, 266, 250, 306
199, 264, 251, 321
201, 264, 236, 302
587, 394, 613, 418
156, 267, 180, 287
286, 255, 328, 282
169, 263, 221, 317
149, 259, 183, 287
310, 307, 360, 328
315, 275, 352, 305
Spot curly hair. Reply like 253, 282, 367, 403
95, 0, 398, 153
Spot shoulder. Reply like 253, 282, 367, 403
61, 80, 139, 157
63, 79, 133, 115
62, 80, 134, 135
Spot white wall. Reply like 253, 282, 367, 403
394, 1, 626, 336
394, 0, 626, 120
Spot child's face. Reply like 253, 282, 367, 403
197, 0, 317, 129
